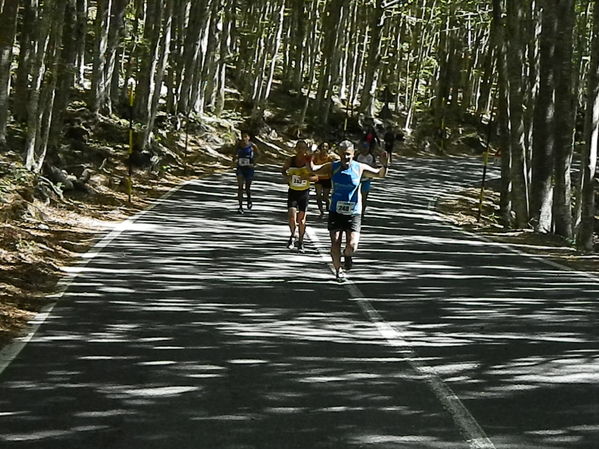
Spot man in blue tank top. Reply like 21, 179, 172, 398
309, 140, 389, 281
235, 132, 259, 214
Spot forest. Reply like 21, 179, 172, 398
0, 0, 598, 255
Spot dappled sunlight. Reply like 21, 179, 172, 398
1, 159, 598, 448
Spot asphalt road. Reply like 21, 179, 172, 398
0, 157, 598, 449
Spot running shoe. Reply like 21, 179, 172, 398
237, 207, 244, 215
247, 201, 253, 210
344, 255, 353, 271
297, 242, 305, 253
286, 236, 295, 249
336, 269, 346, 282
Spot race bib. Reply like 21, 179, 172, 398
336, 201, 355, 215
238, 157, 251, 167
291, 174, 308, 188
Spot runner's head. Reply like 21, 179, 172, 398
338, 140, 355, 166
317, 141, 330, 154
359, 141, 370, 154
294, 139, 310, 161
240, 132, 250, 144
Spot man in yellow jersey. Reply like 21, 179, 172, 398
281, 140, 318, 253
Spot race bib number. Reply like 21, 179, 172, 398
336, 201, 355, 215
238, 157, 251, 167
291, 174, 308, 188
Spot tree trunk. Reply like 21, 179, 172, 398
494, 0, 512, 227
142, 0, 173, 148
13, 0, 38, 122
552, 0, 575, 239
90, 0, 112, 115
530, 0, 556, 233
0, 0, 20, 145
48, 0, 78, 150
505, 0, 530, 228
75, 0, 87, 86
576, 0, 599, 252
24, 1, 53, 170
101, 0, 128, 114
359, 0, 385, 118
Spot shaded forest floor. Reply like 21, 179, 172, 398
1, 96, 598, 351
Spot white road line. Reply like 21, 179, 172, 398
0, 180, 194, 377
306, 227, 496, 449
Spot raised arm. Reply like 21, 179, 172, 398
361, 151, 389, 179
308, 158, 334, 178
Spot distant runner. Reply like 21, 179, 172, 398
310, 140, 389, 281
355, 142, 378, 216
282, 140, 318, 253
235, 132, 259, 214
313, 141, 339, 218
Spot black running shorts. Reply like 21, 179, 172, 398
327, 211, 362, 233
287, 189, 310, 212
315, 178, 332, 189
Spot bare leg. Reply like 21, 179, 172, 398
237, 176, 245, 211
323, 187, 332, 212
288, 207, 298, 238
361, 190, 370, 216
245, 180, 252, 208
344, 230, 360, 257
315, 184, 324, 215
330, 230, 343, 277
297, 210, 307, 245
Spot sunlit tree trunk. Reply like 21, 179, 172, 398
143, 0, 173, 148
576, 0, 599, 252
24, 1, 53, 170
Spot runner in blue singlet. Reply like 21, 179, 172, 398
309, 140, 389, 281
235, 132, 259, 214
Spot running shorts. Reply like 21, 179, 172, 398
236, 166, 255, 181
287, 188, 310, 212
327, 211, 362, 233
361, 179, 372, 193
315, 178, 332, 188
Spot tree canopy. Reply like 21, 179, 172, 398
0, 0, 598, 250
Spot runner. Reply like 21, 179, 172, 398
309, 140, 389, 281
355, 142, 378, 216
235, 132, 259, 214
313, 141, 339, 218
281, 140, 318, 253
